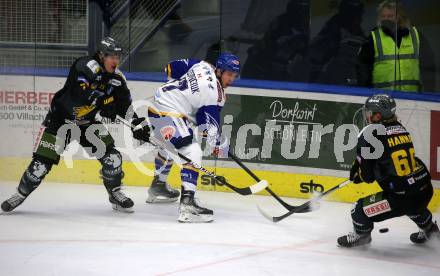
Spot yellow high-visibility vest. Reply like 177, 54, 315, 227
372, 27, 421, 92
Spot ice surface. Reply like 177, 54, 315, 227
0, 181, 439, 276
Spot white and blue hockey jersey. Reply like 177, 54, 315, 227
152, 60, 225, 143
165, 58, 201, 80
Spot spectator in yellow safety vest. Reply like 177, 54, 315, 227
357, 0, 435, 92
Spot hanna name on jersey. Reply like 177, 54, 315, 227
387, 134, 412, 148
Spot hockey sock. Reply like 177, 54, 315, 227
351, 200, 374, 234
181, 164, 199, 192
99, 149, 124, 192
154, 153, 174, 182
18, 159, 52, 196
409, 210, 433, 230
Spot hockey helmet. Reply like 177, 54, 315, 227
364, 94, 396, 122
98, 37, 122, 56
216, 53, 240, 74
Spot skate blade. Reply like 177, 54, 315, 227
1, 209, 13, 214
146, 195, 179, 204
337, 241, 371, 249
112, 204, 134, 213
413, 234, 440, 245
178, 212, 213, 223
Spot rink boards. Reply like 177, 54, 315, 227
0, 156, 439, 211
0, 74, 440, 211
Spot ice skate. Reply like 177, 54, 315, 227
410, 221, 440, 244
1, 190, 27, 212
178, 190, 213, 223
108, 187, 134, 213
337, 232, 372, 248
146, 176, 180, 203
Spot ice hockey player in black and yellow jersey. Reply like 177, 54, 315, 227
1, 37, 151, 213
337, 94, 439, 247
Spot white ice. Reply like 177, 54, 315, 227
0, 181, 439, 276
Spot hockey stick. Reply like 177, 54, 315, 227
258, 179, 352, 222
116, 116, 268, 196
228, 151, 309, 212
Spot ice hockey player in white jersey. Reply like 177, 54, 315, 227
145, 53, 240, 223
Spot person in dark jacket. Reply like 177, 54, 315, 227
337, 94, 439, 248
1, 37, 151, 213
307, 0, 367, 86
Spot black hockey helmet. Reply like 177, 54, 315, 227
364, 94, 396, 122
97, 37, 122, 56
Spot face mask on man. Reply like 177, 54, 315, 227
380, 19, 397, 33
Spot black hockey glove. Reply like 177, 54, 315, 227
349, 160, 362, 184
131, 117, 151, 142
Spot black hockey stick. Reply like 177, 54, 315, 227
228, 151, 309, 212
116, 116, 268, 196
258, 179, 351, 222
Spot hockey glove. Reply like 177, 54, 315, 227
212, 147, 220, 157
211, 144, 229, 158
349, 159, 362, 184
131, 117, 151, 142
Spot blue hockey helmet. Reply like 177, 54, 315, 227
216, 53, 240, 74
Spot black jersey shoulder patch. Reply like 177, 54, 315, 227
75, 57, 102, 82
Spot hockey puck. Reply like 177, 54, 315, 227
379, 228, 389, 233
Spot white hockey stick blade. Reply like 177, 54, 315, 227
250, 180, 268, 194
256, 204, 276, 222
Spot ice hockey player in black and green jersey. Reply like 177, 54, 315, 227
338, 94, 439, 247
1, 37, 151, 213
